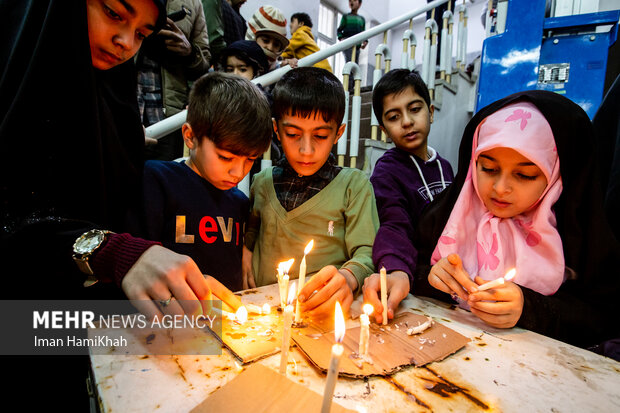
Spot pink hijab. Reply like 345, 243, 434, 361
431, 102, 565, 295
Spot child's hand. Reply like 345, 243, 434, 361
297, 265, 355, 319
362, 270, 410, 324
241, 245, 256, 290
121, 245, 243, 319
281, 58, 298, 68
467, 276, 524, 328
428, 253, 478, 302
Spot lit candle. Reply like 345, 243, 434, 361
380, 267, 388, 325
359, 304, 373, 357
280, 281, 297, 375
277, 259, 295, 308
321, 301, 345, 413
295, 240, 314, 323
477, 268, 517, 291
235, 306, 248, 324
261, 303, 271, 314
212, 305, 247, 324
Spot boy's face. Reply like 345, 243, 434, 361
349, 0, 361, 13
289, 18, 302, 35
274, 112, 345, 177
224, 55, 255, 81
380, 85, 434, 159
87, 0, 158, 70
182, 124, 256, 190
256, 34, 285, 55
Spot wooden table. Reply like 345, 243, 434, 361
89, 283, 620, 412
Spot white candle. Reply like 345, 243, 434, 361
380, 267, 388, 325
245, 303, 263, 315
277, 259, 295, 308
295, 240, 314, 323
477, 268, 517, 291
280, 282, 297, 375
359, 304, 373, 357
321, 302, 345, 413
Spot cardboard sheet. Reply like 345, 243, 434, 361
292, 312, 469, 378
207, 309, 285, 364
191, 363, 355, 413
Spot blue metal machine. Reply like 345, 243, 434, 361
476, 0, 619, 118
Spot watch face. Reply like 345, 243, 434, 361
75, 231, 104, 254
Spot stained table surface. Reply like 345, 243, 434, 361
90, 283, 620, 412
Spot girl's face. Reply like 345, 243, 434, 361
224, 55, 255, 81
87, 0, 159, 70
476, 147, 548, 218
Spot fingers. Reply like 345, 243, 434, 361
298, 265, 334, 303
206, 276, 243, 311
469, 306, 519, 329
248, 272, 257, 289
127, 290, 163, 321
302, 269, 341, 312
306, 281, 353, 319
447, 253, 462, 267
428, 262, 469, 301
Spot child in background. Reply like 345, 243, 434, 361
365, 69, 454, 322
138, 72, 272, 291
245, 5, 289, 71
281, 12, 332, 73
243, 67, 379, 317
363, 90, 620, 350
337, 0, 368, 64
220, 40, 270, 82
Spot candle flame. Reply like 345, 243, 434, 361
262, 303, 271, 314
334, 301, 345, 343
304, 239, 314, 255
504, 268, 516, 281
362, 303, 374, 316
278, 259, 295, 275
287, 281, 297, 305
235, 306, 248, 324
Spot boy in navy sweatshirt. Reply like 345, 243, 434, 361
138, 72, 272, 291
364, 69, 454, 323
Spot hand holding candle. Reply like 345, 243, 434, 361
477, 268, 517, 291
295, 240, 314, 324
279, 281, 297, 374
321, 301, 345, 413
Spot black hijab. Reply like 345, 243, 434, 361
413, 90, 620, 348
0, 0, 164, 297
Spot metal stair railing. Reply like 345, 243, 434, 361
144, 0, 451, 142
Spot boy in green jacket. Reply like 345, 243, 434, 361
243, 67, 379, 318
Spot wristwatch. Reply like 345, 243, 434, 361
72, 229, 113, 285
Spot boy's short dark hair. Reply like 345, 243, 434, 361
187, 72, 272, 157
372, 69, 431, 127
272, 67, 345, 124
291, 12, 312, 28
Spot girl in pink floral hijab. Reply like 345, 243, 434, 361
363, 91, 620, 348
430, 101, 564, 307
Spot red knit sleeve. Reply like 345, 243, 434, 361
91, 233, 161, 287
